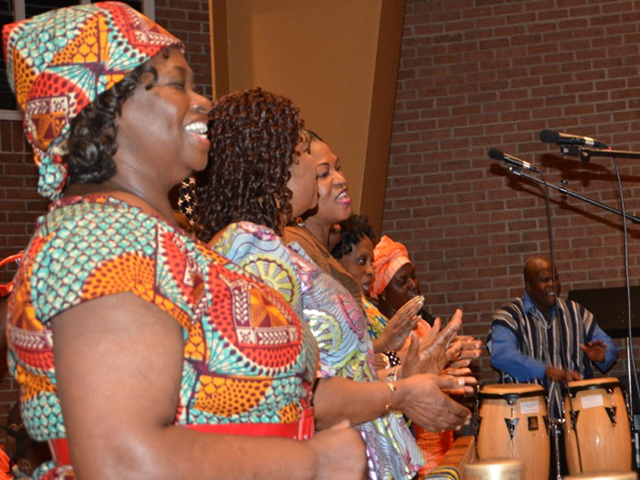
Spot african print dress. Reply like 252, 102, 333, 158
362, 297, 388, 340
7, 196, 318, 480
363, 298, 453, 474
214, 222, 424, 480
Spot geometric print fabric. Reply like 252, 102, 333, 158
7, 195, 318, 479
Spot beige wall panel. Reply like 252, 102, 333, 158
225, 0, 384, 214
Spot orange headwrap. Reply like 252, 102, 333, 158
371, 235, 411, 299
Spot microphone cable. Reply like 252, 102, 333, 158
611, 157, 640, 467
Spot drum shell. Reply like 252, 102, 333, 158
476, 384, 549, 480
564, 472, 637, 480
564, 378, 632, 474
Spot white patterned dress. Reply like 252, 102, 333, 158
213, 222, 424, 480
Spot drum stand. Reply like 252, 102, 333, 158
550, 417, 564, 480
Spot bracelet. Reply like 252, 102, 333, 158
383, 380, 397, 416
386, 366, 398, 382
384, 350, 401, 367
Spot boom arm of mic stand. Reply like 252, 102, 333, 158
507, 166, 640, 224
560, 145, 640, 162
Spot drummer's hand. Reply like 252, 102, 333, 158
545, 366, 582, 382
580, 340, 606, 363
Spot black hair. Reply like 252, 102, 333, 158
63, 48, 172, 185
331, 213, 376, 259
191, 87, 303, 240
305, 129, 323, 143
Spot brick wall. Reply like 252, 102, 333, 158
384, 0, 640, 388
3, 0, 640, 439
0, 0, 211, 433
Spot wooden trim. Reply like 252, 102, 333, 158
360, 0, 406, 235
438, 435, 476, 469
208, 0, 229, 99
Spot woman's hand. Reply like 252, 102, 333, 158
392, 374, 471, 432
446, 335, 482, 369
400, 309, 462, 377
439, 369, 477, 396
376, 296, 423, 352
308, 420, 367, 480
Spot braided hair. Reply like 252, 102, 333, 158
190, 87, 304, 240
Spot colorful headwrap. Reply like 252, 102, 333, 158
371, 235, 412, 299
2, 2, 183, 199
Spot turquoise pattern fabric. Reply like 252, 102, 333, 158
8, 196, 318, 480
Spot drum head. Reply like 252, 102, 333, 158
481, 383, 544, 395
567, 377, 620, 389
566, 377, 621, 396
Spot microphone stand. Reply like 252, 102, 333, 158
536, 166, 571, 479
558, 145, 640, 163
505, 166, 640, 224
556, 144, 640, 470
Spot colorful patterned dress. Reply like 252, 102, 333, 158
214, 222, 424, 480
363, 298, 453, 474
362, 297, 389, 341
7, 196, 318, 480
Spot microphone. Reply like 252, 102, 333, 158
540, 129, 609, 149
488, 148, 540, 173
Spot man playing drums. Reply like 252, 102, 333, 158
488, 255, 619, 412
486, 256, 622, 476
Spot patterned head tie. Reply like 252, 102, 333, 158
2, 2, 183, 199
371, 235, 411, 299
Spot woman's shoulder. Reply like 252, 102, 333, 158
22, 195, 205, 325
38, 194, 196, 255
211, 222, 319, 304
212, 221, 285, 260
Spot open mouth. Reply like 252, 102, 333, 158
185, 121, 209, 143
336, 190, 351, 205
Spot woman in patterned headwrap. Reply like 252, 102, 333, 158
185, 87, 476, 480
3, 3, 365, 480
371, 235, 482, 474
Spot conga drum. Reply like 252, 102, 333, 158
564, 378, 632, 474
564, 473, 637, 480
476, 384, 550, 480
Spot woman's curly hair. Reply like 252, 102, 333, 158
63, 49, 170, 185
192, 87, 303, 241
331, 214, 376, 259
